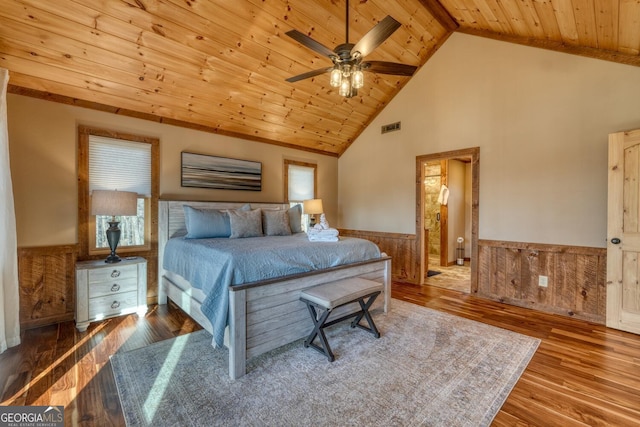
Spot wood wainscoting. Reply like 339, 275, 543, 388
17, 245, 79, 329
477, 240, 606, 324
339, 229, 419, 283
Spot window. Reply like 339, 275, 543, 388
284, 160, 317, 230
78, 127, 159, 260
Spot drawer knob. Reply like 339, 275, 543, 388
111, 270, 121, 278
111, 301, 121, 309
111, 284, 120, 292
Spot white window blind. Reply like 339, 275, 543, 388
89, 136, 151, 196
288, 164, 315, 201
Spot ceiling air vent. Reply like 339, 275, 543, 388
381, 121, 401, 134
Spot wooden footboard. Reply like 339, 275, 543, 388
227, 256, 391, 379
161, 255, 391, 379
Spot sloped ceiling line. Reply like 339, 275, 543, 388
1, 0, 639, 156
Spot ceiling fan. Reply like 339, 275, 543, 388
284, 0, 417, 98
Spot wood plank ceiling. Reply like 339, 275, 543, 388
1, 0, 640, 157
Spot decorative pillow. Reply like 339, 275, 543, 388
229, 208, 263, 238
287, 204, 303, 233
183, 206, 231, 239
262, 209, 292, 236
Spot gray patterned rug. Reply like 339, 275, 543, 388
111, 299, 539, 426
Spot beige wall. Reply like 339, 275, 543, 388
7, 94, 338, 247
338, 33, 640, 248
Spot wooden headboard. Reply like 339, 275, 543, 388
159, 200, 290, 239
157, 200, 291, 303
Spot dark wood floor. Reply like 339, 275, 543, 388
2, 283, 640, 426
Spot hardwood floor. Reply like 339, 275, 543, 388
395, 282, 640, 426
0, 303, 203, 426
2, 283, 640, 426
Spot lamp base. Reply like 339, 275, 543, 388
105, 254, 122, 264
105, 220, 122, 263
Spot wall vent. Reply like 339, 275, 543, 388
381, 121, 401, 134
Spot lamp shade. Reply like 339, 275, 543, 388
303, 199, 324, 215
91, 190, 138, 216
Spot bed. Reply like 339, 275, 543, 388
158, 200, 391, 379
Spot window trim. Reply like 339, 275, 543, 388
88, 197, 151, 254
284, 159, 317, 203
78, 126, 159, 261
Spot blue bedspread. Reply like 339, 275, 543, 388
163, 233, 381, 347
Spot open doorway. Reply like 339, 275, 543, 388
416, 148, 479, 293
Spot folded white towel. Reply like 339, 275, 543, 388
307, 227, 339, 242
308, 228, 339, 237
308, 234, 339, 242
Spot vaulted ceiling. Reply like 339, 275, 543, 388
1, 0, 639, 157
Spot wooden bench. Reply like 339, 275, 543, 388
299, 277, 383, 362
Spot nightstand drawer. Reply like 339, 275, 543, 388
76, 257, 147, 332
88, 264, 138, 283
89, 277, 139, 298
89, 291, 139, 318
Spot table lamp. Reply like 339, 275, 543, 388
91, 190, 138, 263
303, 198, 323, 228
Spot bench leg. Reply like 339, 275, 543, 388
303, 303, 335, 362
301, 291, 382, 362
351, 294, 381, 338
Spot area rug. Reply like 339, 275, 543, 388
427, 270, 442, 277
111, 299, 539, 427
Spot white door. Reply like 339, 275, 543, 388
607, 129, 640, 334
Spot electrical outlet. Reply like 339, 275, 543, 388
538, 275, 548, 288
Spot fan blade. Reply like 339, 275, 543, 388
363, 61, 417, 76
285, 30, 336, 58
286, 67, 333, 83
351, 16, 401, 58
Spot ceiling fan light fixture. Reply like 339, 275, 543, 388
341, 64, 351, 77
330, 68, 342, 87
285, 0, 416, 98
352, 69, 364, 89
339, 78, 351, 97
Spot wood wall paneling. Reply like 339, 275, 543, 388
337, 231, 606, 323
17, 245, 78, 329
15, 238, 605, 328
339, 229, 418, 283
477, 240, 607, 324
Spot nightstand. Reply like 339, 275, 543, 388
75, 257, 147, 332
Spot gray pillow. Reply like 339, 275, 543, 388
263, 209, 292, 236
288, 204, 302, 233
183, 206, 231, 238
229, 209, 263, 238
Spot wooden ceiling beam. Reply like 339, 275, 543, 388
457, 27, 640, 68
416, 0, 459, 32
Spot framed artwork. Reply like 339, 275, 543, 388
181, 152, 262, 191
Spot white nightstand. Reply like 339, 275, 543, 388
75, 257, 147, 332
